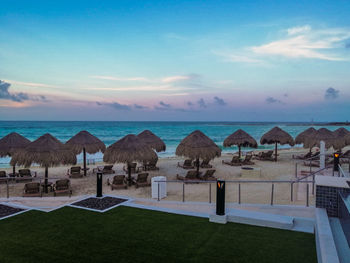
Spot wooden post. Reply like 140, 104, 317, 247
83, 147, 87, 176
196, 158, 200, 177
238, 145, 241, 159
44, 166, 48, 193
128, 163, 132, 186
274, 142, 278, 162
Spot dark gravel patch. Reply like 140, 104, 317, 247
0, 204, 25, 218
71, 197, 127, 211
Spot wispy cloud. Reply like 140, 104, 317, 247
90, 75, 149, 82
287, 25, 311, 35
324, 87, 339, 100
96, 101, 131, 110
265, 96, 283, 104
213, 96, 227, 106
0, 80, 47, 103
197, 98, 207, 108
3, 80, 55, 88
213, 51, 262, 63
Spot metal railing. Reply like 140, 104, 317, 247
156, 178, 315, 207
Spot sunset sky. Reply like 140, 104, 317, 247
1, 0, 350, 121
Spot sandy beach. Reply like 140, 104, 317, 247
1, 147, 338, 206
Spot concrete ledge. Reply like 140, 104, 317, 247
226, 209, 294, 230
209, 214, 227, 224
315, 208, 340, 263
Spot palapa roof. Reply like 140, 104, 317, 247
223, 129, 258, 148
137, 130, 166, 152
303, 128, 335, 149
10, 133, 77, 168
176, 130, 221, 160
65, 130, 106, 154
260, 127, 295, 146
0, 132, 31, 157
295, 127, 317, 146
332, 128, 350, 149
103, 134, 157, 164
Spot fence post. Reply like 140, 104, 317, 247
6, 178, 9, 199
295, 163, 298, 178
182, 183, 185, 202
209, 183, 211, 204
290, 182, 293, 202
157, 182, 160, 202
312, 174, 315, 195
270, 184, 274, 206
238, 184, 241, 204
306, 183, 309, 207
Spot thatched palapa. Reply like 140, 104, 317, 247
303, 128, 335, 149
223, 129, 257, 158
0, 132, 31, 175
332, 128, 350, 150
295, 127, 317, 152
103, 134, 157, 185
260, 127, 295, 161
66, 130, 106, 176
176, 130, 221, 174
11, 133, 77, 193
137, 130, 166, 152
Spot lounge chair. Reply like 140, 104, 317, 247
176, 170, 200, 181
241, 154, 254, 165
255, 151, 274, 161
222, 155, 241, 166
23, 182, 41, 197
292, 151, 313, 160
101, 165, 115, 174
199, 169, 216, 181
143, 159, 159, 171
108, 175, 127, 190
177, 159, 194, 169
123, 163, 139, 174
341, 150, 350, 158
200, 159, 213, 168
53, 179, 72, 197
68, 166, 83, 178
0, 171, 7, 184
17, 169, 35, 182
132, 173, 150, 188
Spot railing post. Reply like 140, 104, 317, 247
312, 174, 315, 195
182, 183, 185, 202
209, 183, 211, 204
309, 160, 312, 174
295, 163, 298, 178
306, 183, 309, 207
290, 182, 293, 202
6, 178, 9, 199
157, 182, 160, 202
270, 184, 274, 206
238, 184, 241, 204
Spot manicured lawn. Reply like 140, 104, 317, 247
0, 206, 316, 263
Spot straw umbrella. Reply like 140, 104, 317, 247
103, 134, 157, 186
295, 127, 317, 152
137, 130, 166, 152
66, 131, 106, 176
176, 130, 221, 175
332, 128, 350, 150
223, 129, 257, 158
304, 128, 336, 150
10, 133, 77, 193
260, 127, 295, 162
0, 132, 31, 176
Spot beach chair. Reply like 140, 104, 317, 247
200, 159, 213, 168
177, 159, 194, 169
176, 170, 200, 181
222, 155, 241, 166
100, 165, 115, 174
108, 175, 127, 190
241, 154, 254, 165
0, 171, 7, 184
255, 151, 274, 161
68, 166, 83, 178
292, 151, 312, 160
23, 182, 41, 197
17, 169, 35, 182
199, 169, 216, 181
123, 163, 139, 174
143, 159, 159, 171
53, 179, 72, 197
132, 173, 150, 188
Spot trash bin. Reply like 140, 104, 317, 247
152, 176, 167, 199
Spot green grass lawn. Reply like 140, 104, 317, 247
0, 206, 316, 263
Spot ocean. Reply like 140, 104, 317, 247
0, 121, 347, 167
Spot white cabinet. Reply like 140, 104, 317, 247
151, 176, 167, 199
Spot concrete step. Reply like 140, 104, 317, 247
292, 217, 315, 233
226, 209, 294, 230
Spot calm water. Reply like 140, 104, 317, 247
0, 121, 347, 167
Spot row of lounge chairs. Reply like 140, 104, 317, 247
177, 169, 216, 181
23, 179, 72, 197
293, 151, 320, 160
222, 154, 255, 166
0, 169, 36, 183
107, 173, 151, 189
178, 159, 213, 169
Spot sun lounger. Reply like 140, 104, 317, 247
16, 169, 35, 182
176, 170, 200, 181
255, 151, 274, 161
132, 173, 150, 188
222, 155, 241, 166
54, 179, 72, 197
0, 171, 7, 184
23, 182, 41, 197
68, 166, 83, 178
123, 163, 139, 174
200, 159, 213, 168
108, 175, 127, 190
143, 159, 159, 171
241, 154, 254, 165
199, 169, 216, 181
292, 151, 313, 160
177, 159, 194, 169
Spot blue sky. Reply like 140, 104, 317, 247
0, 0, 350, 121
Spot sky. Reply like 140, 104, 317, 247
0, 0, 350, 121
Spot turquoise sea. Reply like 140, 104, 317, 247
0, 121, 348, 167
